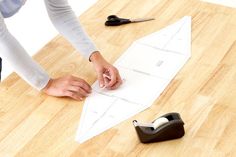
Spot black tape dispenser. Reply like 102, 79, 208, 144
133, 112, 185, 143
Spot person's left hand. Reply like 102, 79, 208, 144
89, 51, 122, 90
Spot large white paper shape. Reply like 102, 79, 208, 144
76, 16, 192, 143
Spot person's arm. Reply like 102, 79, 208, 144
0, 12, 91, 100
44, 0, 122, 89
0, 12, 50, 90
44, 0, 97, 59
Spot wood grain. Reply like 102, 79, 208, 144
0, 0, 236, 156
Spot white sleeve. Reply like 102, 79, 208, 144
0, 12, 50, 90
44, 0, 98, 60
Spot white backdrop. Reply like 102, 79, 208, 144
2, 0, 97, 80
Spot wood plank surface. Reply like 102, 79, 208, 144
0, 0, 236, 156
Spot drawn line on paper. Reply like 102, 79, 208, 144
115, 65, 171, 80
136, 42, 185, 55
78, 98, 119, 140
136, 18, 189, 56
94, 90, 142, 106
162, 18, 188, 49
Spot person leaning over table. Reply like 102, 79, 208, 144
0, 0, 122, 100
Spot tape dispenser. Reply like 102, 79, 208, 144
133, 112, 185, 143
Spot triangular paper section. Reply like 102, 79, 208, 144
76, 16, 192, 143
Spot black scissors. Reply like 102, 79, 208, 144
105, 15, 155, 26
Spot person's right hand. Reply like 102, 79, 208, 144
42, 75, 92, 101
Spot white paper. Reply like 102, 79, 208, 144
76, 16, 192, 143
136, 16, 191, 56
115, 43, 189, 79
93, 67, 169, 105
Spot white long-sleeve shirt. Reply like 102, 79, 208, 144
0, 0, 98, 90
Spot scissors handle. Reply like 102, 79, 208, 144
105, 15, 131, 26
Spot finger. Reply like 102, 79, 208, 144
111, 79, 123, 90
68, 86, 90, 97
104, 76, 110, 87
97, 70, 105, 88
106, 70, 122, 90
64, 91, 83, 101
71, 79, 92, 93
106, 77, 122, 90
106, 69, 117, 87
116, 71, 122, 84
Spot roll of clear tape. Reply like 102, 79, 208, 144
152, 117, 169, 129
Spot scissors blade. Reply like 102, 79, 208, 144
131, 18, 155, 23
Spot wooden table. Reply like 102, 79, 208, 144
0, 0, 236, 156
